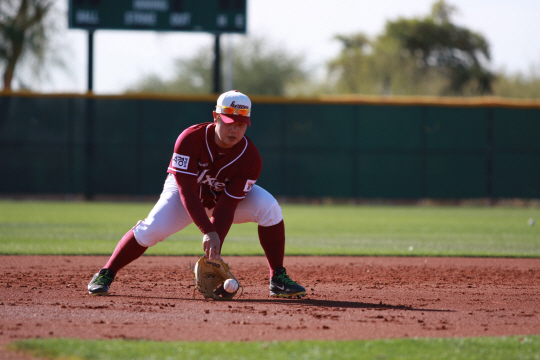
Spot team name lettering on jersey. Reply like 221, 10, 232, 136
244, 180, 256, 192
198, 170, 226, 191
172, 153, 190, 170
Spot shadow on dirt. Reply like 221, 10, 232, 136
112, 294, 452, 312
235, 298, 454, 312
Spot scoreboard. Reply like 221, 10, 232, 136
68, 0, 247, 33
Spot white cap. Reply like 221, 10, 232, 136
215, 90, 251, 126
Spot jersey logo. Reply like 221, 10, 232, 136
244, 179, 256, 192
172, 153, 190, 170
198, 170, 226, 191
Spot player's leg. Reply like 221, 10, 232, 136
87, 227, 145, 296
232, 185, 306, 298
88, 174, 195, 295
231, 185, 284, 276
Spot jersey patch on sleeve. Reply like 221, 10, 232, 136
243, 179, 256, 192
172, 153, 190, 170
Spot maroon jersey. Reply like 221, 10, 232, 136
167, 122, 262, 209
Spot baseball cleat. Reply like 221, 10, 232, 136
88, 269, 115, 296
269, 267, 306, 298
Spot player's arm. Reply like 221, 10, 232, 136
168, 125, 221, 259
174, 173, 215, 235
169, 129, 215, 236
210, 190, 242, 245
174, 174, 221, 259
211, 164, 260, 244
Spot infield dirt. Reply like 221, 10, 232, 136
1, 255, 539, 358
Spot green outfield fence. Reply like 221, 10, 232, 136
1, 92, 539, 200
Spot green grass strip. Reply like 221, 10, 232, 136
9, 336, 540, 360
1, 200, 539, 257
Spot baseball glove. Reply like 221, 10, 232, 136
192, 257, 242, 300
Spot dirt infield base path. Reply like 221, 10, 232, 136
1, 256, 539, 358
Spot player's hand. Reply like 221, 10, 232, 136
202, 232, 222, 260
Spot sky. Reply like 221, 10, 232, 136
35, 0, 540, 93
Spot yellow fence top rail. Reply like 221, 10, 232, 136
1, 90, 539, 109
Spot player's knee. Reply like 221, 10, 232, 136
258, 201, 283, 227
132, 219, 166, 247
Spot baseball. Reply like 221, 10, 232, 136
224, 279, 239, 293
528, 218, 535, 226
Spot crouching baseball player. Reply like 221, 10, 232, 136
88, 90, 306, 299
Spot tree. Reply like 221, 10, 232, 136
328, 0, 495, 96
0, 0, 58, 90
128, 36, 306, 96
129, 46, 214, 94
327, 33, 372, 94
384, 0, 494, 95
493, 64, 540, 99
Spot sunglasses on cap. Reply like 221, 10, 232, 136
216, 105, 251, 117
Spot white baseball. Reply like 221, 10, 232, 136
224, 279, 238, 293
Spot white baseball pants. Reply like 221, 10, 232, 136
133, 174, 283, 247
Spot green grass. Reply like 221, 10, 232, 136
9, 336, 540, 360
0, 200, 539, 257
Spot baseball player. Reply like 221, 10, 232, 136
88, 90, 306, 298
